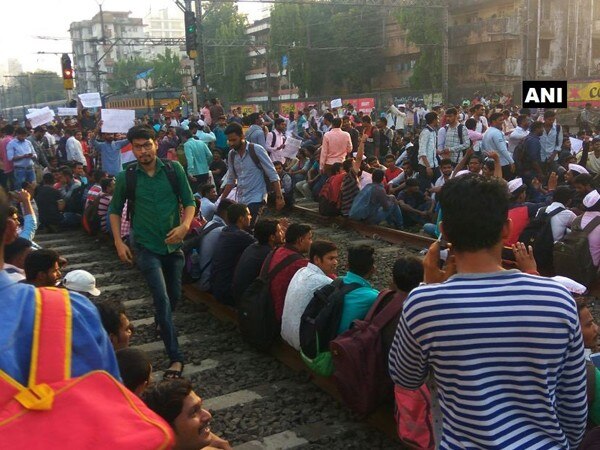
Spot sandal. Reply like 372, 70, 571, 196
163, 362, 185, 380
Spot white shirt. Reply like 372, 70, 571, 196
281, 263, 332, 351
387, 105, 406, 130
200, 197, 216, 221
541, 202, 576, 242
508, 126, 530, 154
359, 171, 372, 190
3, 264, 25, 282
66, 136, 86, 165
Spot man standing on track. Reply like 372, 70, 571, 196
109, 125, 196, 380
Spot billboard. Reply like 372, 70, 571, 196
567, 80, 600, 107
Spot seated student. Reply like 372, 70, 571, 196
273, 161, 294, 210
210, 203, 256, 306
388, 160, 417, 195
0, 190, 120, 386
574, 173, 595, 199
349, 169, 404, 229
197, 184, 218, 222
9, 190, 37, 243
266, 223, 312, 321
142, 378, 231, 450
281, 240, 338, 351
539, 186, 576, 242
36, 172, 65, 232
580, 190, 600, 268
116, 347, 152, 396
24, 249, 62, 287
97, 178, 114, 233
196, 199, 234, 292
378, 256, 424, 356
383, 154, 402, 184
397, 178, 433, 226
85, 169, 107, 207
63, 269, 102, 297
94, 299, 133, 351
340, 159, 361, 217
338, 244, 379, 333
4, 237, 32, 282
506, 177, 550, 246
232, 218, 284, 304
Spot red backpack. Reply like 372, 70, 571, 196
394, 384, 435, 450
0, 287, 174, 449
329, 289, 405, 415
318, 173, 344, 216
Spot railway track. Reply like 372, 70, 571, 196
34, 219, 416, 450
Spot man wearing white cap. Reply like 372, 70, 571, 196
63, 269, 101, 296
579, 190, 600, 268
566, 163, 590, 185
385, 101, 406, 132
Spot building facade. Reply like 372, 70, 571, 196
69, 11, 146, 94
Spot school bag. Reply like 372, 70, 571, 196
182, 221, 224, 283
0, 287, 174, 449
518, 206, 565, 271
318, 176, 341, 216
394, 384, 435, 450
554, 215, 600, 287
238, 250, 303, 352
330, 289, 404, 415
299, 278, 361, 376
81, 193, 106, 236
125, 158, 181, 222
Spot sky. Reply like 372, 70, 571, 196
0, 0, 259, 77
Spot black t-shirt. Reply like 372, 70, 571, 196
232, 243, 272, 304
36, 185, 63, 226
209, 160, 228, 187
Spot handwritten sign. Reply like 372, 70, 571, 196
330, 98, 343, 109
78, 92, 102, 108
101, 109, 135, 133
281, 136, 302, 159
58, 107, 78, 116
26, 107, 55, 128
570, 137, 583, 154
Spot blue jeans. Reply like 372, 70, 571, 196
372, 204, 404, 229
13, 167, 35, 187
135, 243, 184, 363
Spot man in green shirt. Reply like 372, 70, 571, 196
109, 125, 195, 379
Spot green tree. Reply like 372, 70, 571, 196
152, 48, 183, 89
4, 71, 66, 107
202, 3, 248, 102
107, 56, 150, 94
395, 3, 443, 90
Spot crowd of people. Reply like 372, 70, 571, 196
2, 95, 600, 448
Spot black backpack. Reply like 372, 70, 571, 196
182, 221, 224, 283
299, 278, 361, 360
518, 206, 565, 271
444, 124, 470, 163
554, 215, 600, 287
65, 184, 86, 214
238, 250, 303, 352
124, 159, 180, 222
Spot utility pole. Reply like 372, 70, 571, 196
194, 0, 207, 106
265, 44, 272, 111
184, 0, 198, 113
441, 1, 449, 104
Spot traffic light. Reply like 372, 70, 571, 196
184, 11, 198, 59
61, 53, 74, 90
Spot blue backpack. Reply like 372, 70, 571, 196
348, 184, 376, 221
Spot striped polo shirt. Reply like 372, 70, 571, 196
389, 270, 587, 449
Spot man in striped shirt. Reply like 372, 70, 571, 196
389, 174, 587, 449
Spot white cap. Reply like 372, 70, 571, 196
550, 276, 587, 295
583, 190, 600, 209
568, 163, 589, 175
398, 104, 406, 108
63, 270, 101, 296
507, 177, 524, 194
352, 152, 367, 160
454, 170, 470, 178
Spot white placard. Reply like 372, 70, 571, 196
57, 107, 78, 116
281, 136, 302, 159
78, 92, 102, 108
27, 108, 40, 114
570, 137, 583, 155
101, 109, 135, 133
330, 98, 342, 109
26, 107, 55, 128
